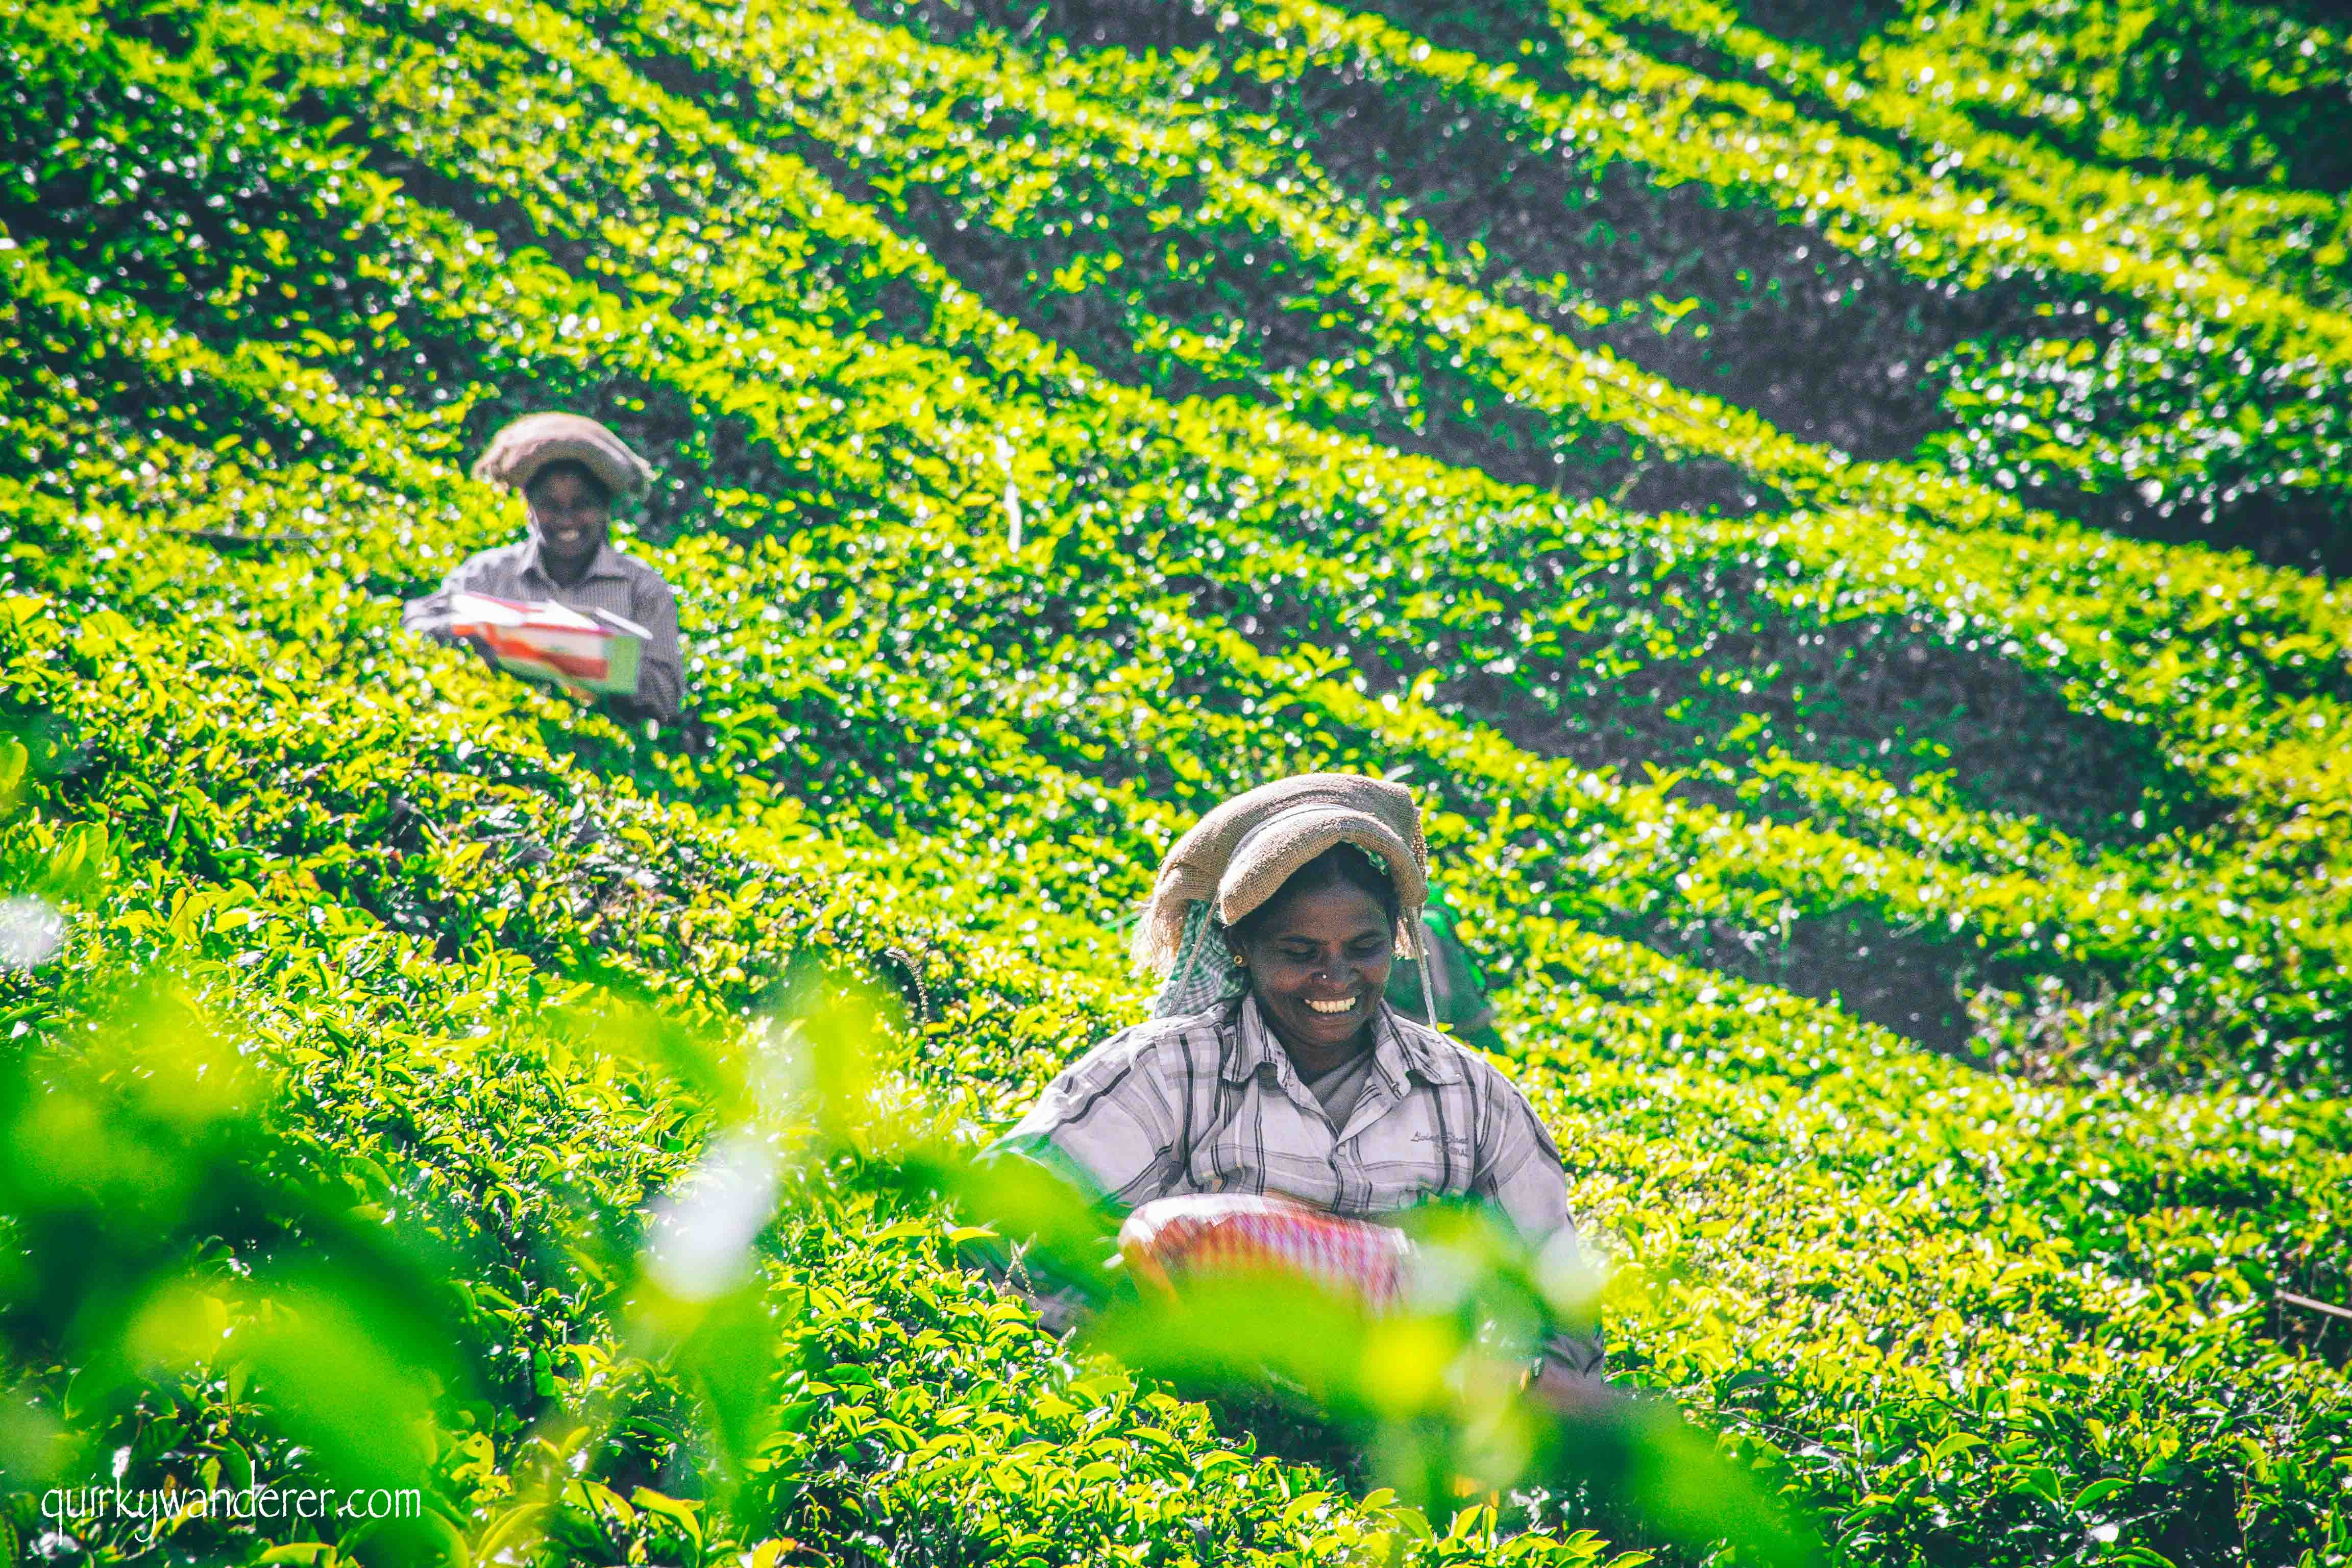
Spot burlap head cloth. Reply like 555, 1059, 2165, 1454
1135, 773, 1438, 1021
471, 412, 654, 498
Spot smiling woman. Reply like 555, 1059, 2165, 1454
399, 412, 688, 722
987, 774, 1606, 1388
1224, 843, 1402, 1093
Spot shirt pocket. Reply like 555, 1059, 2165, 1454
1350, 1096, 1468, 1213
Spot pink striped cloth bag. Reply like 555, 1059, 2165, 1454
1119, 1192, 1414, 1310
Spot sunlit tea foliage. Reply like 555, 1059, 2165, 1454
1, 0, 2350, 1561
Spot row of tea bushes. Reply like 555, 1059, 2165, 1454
11, 0, 2352, 1558
626, 0, 2219, 544
1223, 0, 2352, 362
1536, 0, 2352, 550
1828, 0, 2352, 199
72, 0, 2352, 1085
3, 451, 1552, 1565
1572, 0, 2351, 301
1027, 0, 2352, 559
563, 0, 2352, 772
616, 0, 2352, 762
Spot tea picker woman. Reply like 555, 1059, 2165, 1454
402, 412, 686, 723
989, 773, 1604, 1396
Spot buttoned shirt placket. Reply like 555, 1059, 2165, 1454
1228, 1001, 1424, 1215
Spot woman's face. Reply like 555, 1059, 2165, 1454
1230, 883, 1393, 1055
526, 467, 611, 572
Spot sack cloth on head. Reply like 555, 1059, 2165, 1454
1135, 774, 1430, 1018
471, 412, 654, 497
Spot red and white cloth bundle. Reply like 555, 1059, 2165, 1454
1118, 1193, 1414, 1311
442, 592, 646, 698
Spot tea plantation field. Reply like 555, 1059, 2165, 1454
3, 0, 2351, 1560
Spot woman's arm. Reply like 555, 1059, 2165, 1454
969, 1024, 1200, 1327
990, 1026, 1192, 1209
401, 556, 501, 667
1470, 1067, 1607, 1382
401, 555, 483, 641
628, 575, 685, 720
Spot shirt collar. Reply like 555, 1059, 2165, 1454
1374, 1002, 1466, 1087
1222, 994, 1285, 1087
1220, 993, 1463, 1088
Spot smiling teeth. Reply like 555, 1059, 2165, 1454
1306, 997, 1359, 1014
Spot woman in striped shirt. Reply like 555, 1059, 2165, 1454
990, 772, 1605, 1391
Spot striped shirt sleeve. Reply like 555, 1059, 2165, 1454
625, 570, 683, 720
993, 1021, 1194, 1210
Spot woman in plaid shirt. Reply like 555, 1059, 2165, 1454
989, 773, 1605, 1392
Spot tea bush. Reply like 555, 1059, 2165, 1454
3, 0, 2350, 1561
911, 0, 2352, 567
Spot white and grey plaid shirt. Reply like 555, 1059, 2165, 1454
403, 537, 684, 719
996, 994, 1603, 1374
